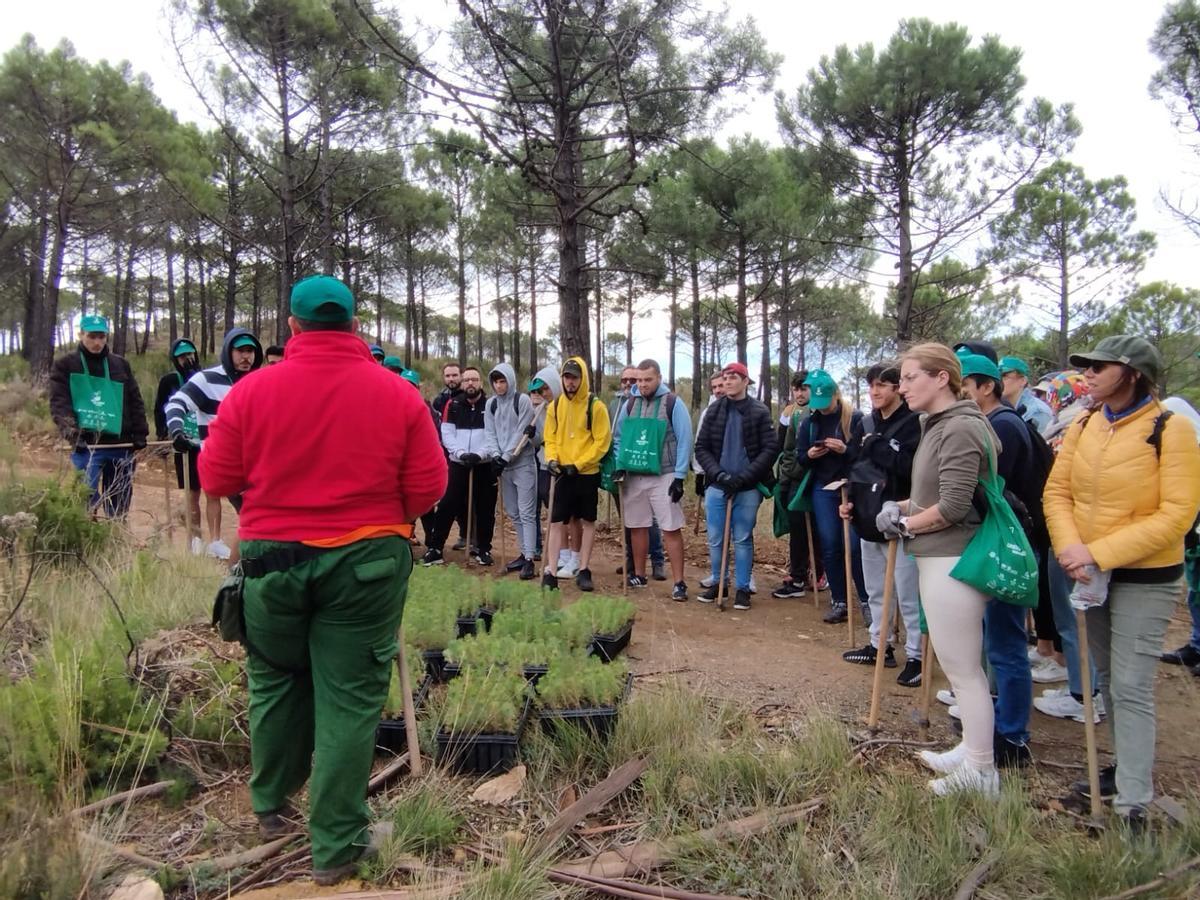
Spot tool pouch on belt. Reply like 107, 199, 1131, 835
211, 562, 246, 644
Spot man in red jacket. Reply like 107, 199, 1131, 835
199, 275, 447, 885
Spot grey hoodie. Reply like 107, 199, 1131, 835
530, 363, 561, 469
484, 362, 536, 465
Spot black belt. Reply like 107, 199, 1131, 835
241, 544, 333, 578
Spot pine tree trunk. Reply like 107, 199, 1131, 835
690, 253, 701, 407
166, 230, 178, 344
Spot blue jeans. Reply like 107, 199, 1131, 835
1048, 555, 1097, 697
810, 485, 866, 607
1188, 590, 1200, 650
985, 598, 1032, 744
70, 447, 136, 518
704, 486, 760, 590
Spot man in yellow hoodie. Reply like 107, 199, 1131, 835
542, 356, 612, 591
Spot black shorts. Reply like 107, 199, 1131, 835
173, 448, 200, 491
551, 472, 601, 524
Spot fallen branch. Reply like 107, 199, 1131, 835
952, 852, 998, 900
532, 756, 650, 856
551, 868, 741, 899
283, 884, 462, 900
1097, 855, 1200, 900
77, 832, 167, 872
227, 845, 310, 895
198, 834, 297, 873
69, 780, 176, 818
1036, 758, 1086, 771
367, 751, 411, 793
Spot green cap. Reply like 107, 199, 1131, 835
173, 340, 197, 357
401, 368, 421, 386
959, 353, 1001, 382
231, 335, 259, 350
999, 356, 1029, 377
290, 275, 354, 322
803, 369, 838, 410
382, 355, 404, 372
528, 377, 546, 391
80, 314, 109, 334
1070, 335, 1162, 384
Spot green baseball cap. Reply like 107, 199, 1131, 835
528, 377, 546, 391
80, 314, 109, 334
290, 275, 354, 322
1070, 335, 1162, 384
803, 369, 838, 410
382, 355, 404, 372
400, 368, 421, 386
999, 356, 1029, 377
231, 335, 259, 350
959, 353, 1001, 382
173, 340, 197, 357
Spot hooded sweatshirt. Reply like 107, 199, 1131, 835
154, 338, 202, 439
611, 381, 694, 479
165, 328, 264, 443
544, 356, 612, 474
484, 362, 536, 465
530, 363, 562, 470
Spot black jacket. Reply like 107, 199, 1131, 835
695, 395, 779, 487
793, 402, 864, 488
49, 344, 148, 449
153, 338, 202, 439
845, 402, 921, 502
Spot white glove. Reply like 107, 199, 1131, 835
876, 501, 907, 538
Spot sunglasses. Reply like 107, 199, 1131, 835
620, 378, 636, 385
1084, 361, 1111, 374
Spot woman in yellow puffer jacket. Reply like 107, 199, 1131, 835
1044, 335, 1200, 829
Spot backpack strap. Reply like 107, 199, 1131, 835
1150, 410, 1174, 458
489, 396, 497, 416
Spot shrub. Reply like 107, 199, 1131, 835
444, 633, 566, 672
537, 655, 629, 709
441, 669, 528, 734
560, 595, 636, 637
403, 594, 457, 651
0, 476, 111, 561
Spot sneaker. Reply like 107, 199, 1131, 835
1027, 645, 1048, 664
947, 704, 962, 720
1070, 764, 1117, 801
627, 574, 649, 588
1191, 662, 1200, 678
1034, 689, 1103, 723
1161, 643, 1200, 667
505, 555, 527, 572
994, 734, 1032, 769
771, 580, 807, 599
749, 575, 757, 594
541, 572, 559, 591
206, 539, 232, 560
929, 765, 1000, 798
576, 568, 594, 592
313, 821, 392, 886
936, 689, 956, 706
671, 581, 688, 602
257, 803, 303, 840
918, 743, 967, 774
557, 549, 571, 569
556, 560, 579, 578
816, 575, 829, 592
532, 550, 542, 562
822, 605, 848, 624
651, 561, 667, 581
421, 548, 444, 566
1031, 658, 1069, 683
698, 584, 728, 604
1122, 806, 1150, 836
733, 589, 751, 610
452, 537, 467, 551
842, 643, 884, 665
472, 550, 494, 566
896, 658, 922, 687
699, 574, 716, 589
519, 559, 536, 580
190, 536, 204, 555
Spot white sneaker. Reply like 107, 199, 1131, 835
1027, 645, 1046, 663
929, 764, 1000, 798
699, 574, 716, 589
206, 539, 232, 560
1033, 689, 1102, 724
936, 689, 956, 707
556, 559, 579, 578
1031, 658, 1069, 683
749, 575, 757, 594
947, 704, 962, 721
190, 536, 204, 556
917, 742, 968, 775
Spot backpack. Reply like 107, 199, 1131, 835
848, 412, 912, 542
488, 393, 521, 416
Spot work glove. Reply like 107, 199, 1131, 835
547, 459, 562, 477
172, 432, 199, 454
611, 469, 627, 484
131, 438, 147, 451
668, 478, 685, 504
876, 501, 908, 539
694, 474, 706, 497
561, 464, 579, 477
524, 424, 536, 438
460, 452, 482, 466
714, 471, 737, 495
491, 457, 507, 477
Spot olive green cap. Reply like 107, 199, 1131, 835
1069, 335, 1162, 384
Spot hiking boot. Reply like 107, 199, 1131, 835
1161, 643, 1200, 667
671, 581, 688, 602
842, 643, 879, 665
541, 572, 559, 591
505, 555, 527, 573
519, 559, 536, 580
312, 821, 392, 886
771, 580, 807, 599
896, 658, 923, 687
651, 561, 667, 581
823, 604, 848, 624
472, 550, 494, 566
733, 589, 751, 610
994, 734, 1032, 769
576, 568, 594, 592
929, 765, 1000, 798
698, 583, 729, 604
452, 537, 467, 551
1071, 764, 1117, 801
421, 548, 444, 566
626, 574, 648, 588
257, 803, 303, 841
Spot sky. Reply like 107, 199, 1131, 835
4, 0, 1196, 381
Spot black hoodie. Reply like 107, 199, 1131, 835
154, 338, 202, 439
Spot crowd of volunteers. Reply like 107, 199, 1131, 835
46, 275, 1200, 876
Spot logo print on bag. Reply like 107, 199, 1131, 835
635, 427, 649, 447
90, 391, 105, 408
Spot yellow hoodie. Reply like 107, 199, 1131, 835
543, 356, 612, 474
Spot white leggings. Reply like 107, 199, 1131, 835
916, 556, 994, 769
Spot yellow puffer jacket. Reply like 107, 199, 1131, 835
1044, 400, 1200, 572
543, 356, 612, 475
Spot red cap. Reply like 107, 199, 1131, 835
721, 362, 750, 379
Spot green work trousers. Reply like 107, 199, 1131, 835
241, 535, 411, 870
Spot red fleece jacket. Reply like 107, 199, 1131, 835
198, 331, 448, 541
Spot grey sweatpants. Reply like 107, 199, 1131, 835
862, 539, 922, 659
500, 459, 539, 558
1085, 579, 1180, 814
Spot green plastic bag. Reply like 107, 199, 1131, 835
69, 358, 124, 437
949, 428, 1039, 608
786, 469, 813, 513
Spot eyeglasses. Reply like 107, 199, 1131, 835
620, 378, 636, 385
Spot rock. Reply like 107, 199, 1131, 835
109, 875, 164, 900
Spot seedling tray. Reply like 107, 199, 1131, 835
478, 606, 495, 632
589, 620, 634, 662
435, 698, 531, 775
375, 676, 432, 754
456, 614, 478, 639
442, 662, 547, 684
539, 673, 633, 739
423, 648, 449, 683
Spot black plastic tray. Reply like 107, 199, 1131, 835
423, 648, 449, 683
375, 676, 432, 754
456, 614, 478, 639
478, 606, 495, 632
589, 620, 634, 662
442, 662, 547, 684
539, 673, 633, 739
435, 698, 531, 774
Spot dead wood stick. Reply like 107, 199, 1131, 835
69, 780, 176, 817
367, 751, 410, 793
284, 886, 462, 900
952, 852, 999, 900
77, 831, 167, 871
551, 869, 741, 900
577, 821, 644, 836
532, 756, 651, 856
1096, 855, 1200, 900
227, 845, 311, 894
199, 835, 297, 873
